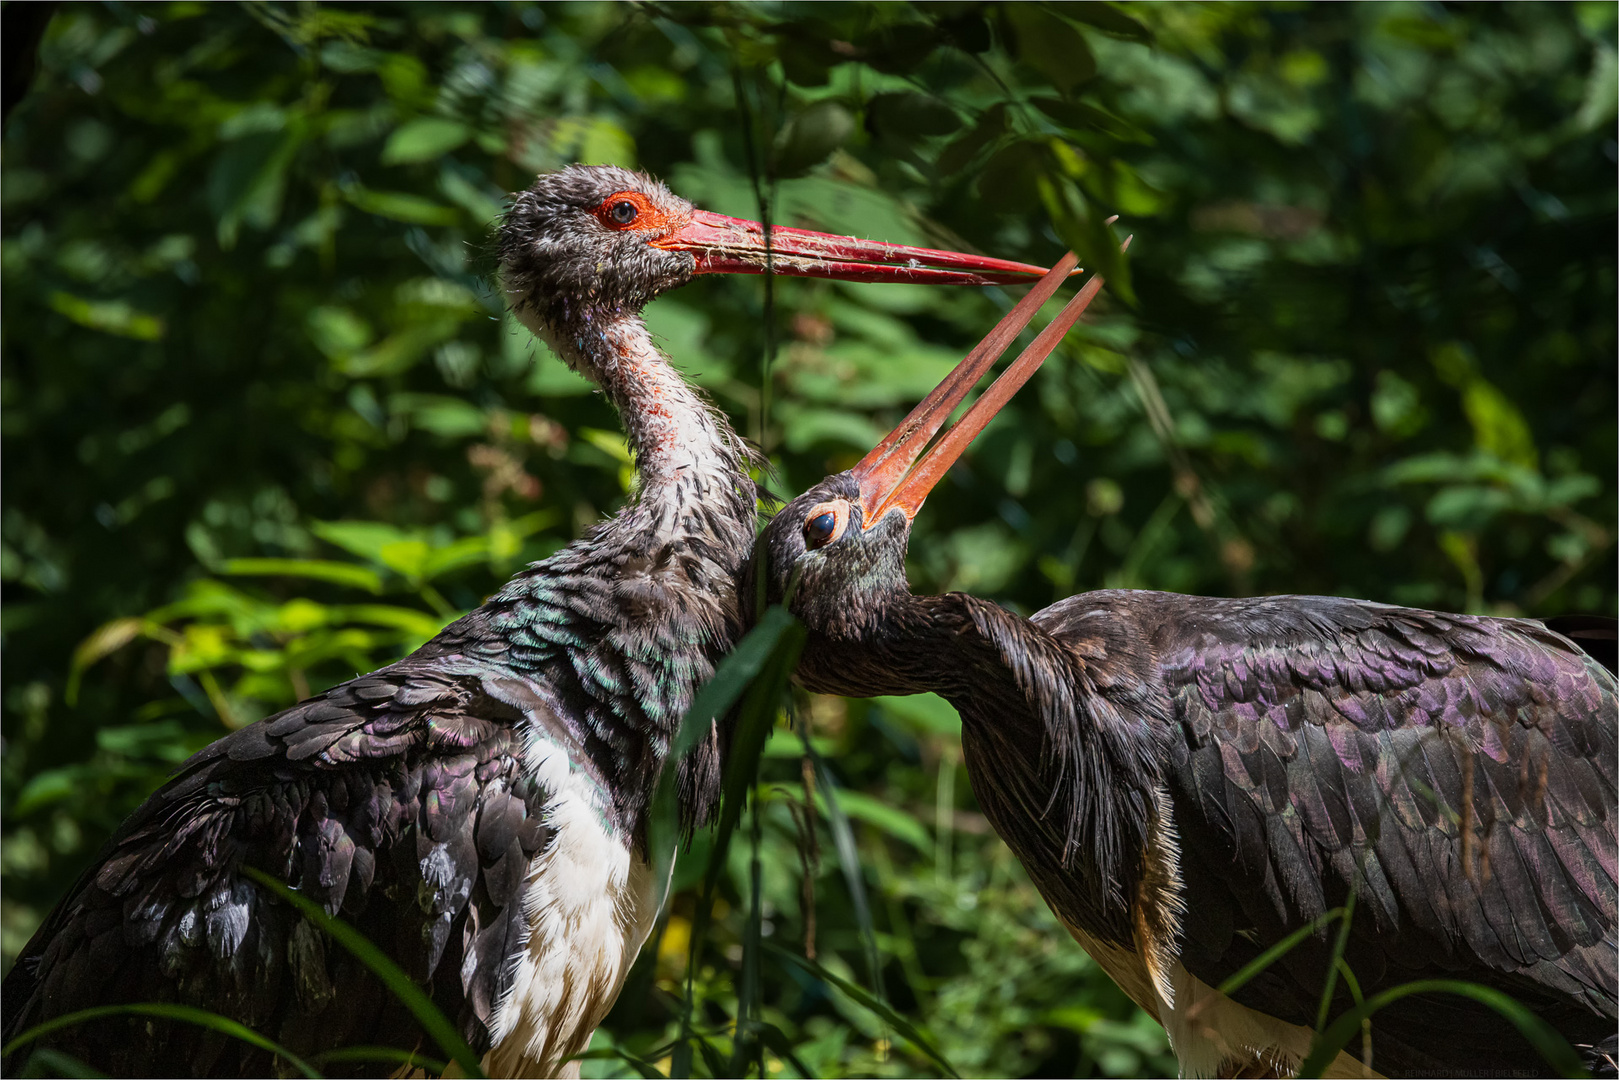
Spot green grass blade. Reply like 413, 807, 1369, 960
679, 605, 801, 759
569, 1046, 667, 1079
1216, 907, 1344, 997
1332, 958, 1372, 1069
733, 792, 766, 1077
764, 942, 959, 1078
17, 1048, 105, 1078
241, 867, 486, 1078
2, 1004, 319, 1078
651, 605, 804, 905
802, 733, 884, 1004
1297, 979, 1588, 1079
757, 1021, 815, 1079
1314, 889, 1356, 1031
220, 557, 385, 593
668, 607, 805, 1078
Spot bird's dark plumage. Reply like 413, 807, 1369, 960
3, 165, 757, 1077
757, 469, 1617, 1078
4, 161, 1048, 1076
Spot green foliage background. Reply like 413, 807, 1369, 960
2, 2, 1613, 1076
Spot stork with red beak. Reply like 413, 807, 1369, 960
1, 165, 1053, 1078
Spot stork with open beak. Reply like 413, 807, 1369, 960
0, 164, 1054, 1078
754, 257, 1617, 1078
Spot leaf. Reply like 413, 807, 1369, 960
389, 393, 487, 438
763, 943, 959, 1077
773, 101, 855, 177
48, 293, 164, 341
68, 617, 149, 703
1462, 378, 1538, 468
813, 788, 933, 853
665, 608, 804, 1079
1, 1004, 319, 1078
309, 521, 416, 565
1042, 174, 1134, 305
342, 184, 459, 226
873, 693, 961, 736
649, 606, 806, 900
381, 117, 472, 166
221, 558, 386, 594
1315, 889, 1357, 1031
569, 1046, 666, 1079
1030, 96, 1148, 142
866, 92, 961, 141
419, 536, 492, 579
242, 867, 487, 1078
13, 766, 88, 816
975, 138, 1047, 212
16, 1047, 105, 1077
937, 103, 1008, 175
1063, 2, 1152, 42
1007, 7, 1097, 93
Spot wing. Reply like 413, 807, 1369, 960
1, 659, 558, 1078
1039, 591, 1617, 1075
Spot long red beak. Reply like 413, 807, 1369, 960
653, 209, 1052, 286
851, 247, 1121, 529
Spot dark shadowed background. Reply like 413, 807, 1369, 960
2, 3, 1613, 1075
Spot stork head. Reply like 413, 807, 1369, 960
757, 255, 1106, 654
499, 163, 1055, 343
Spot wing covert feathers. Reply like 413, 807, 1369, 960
1031, 590, 1616, 1076
2, 663, 553, 1078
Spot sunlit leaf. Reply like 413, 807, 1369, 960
222, 558, 386, 593
381, 117, 472, 166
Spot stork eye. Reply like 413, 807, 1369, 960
802, 502, 848, 550
806, 514, 836, 547
610, 200, 638, 225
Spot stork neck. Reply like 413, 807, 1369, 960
547, 310, 741, 492
471, 302, 754, 842
795, 590, 1164, 944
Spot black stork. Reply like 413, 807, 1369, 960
0, 164, 1053, 1078
753, 256, 1618, 1077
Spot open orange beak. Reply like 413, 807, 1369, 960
653, 210, 1055, 286
850, 245, 1123, 529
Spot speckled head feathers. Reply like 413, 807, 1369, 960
756, 471, 913, 641
499, 165, 699, 334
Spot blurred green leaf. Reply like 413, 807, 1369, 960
222, 558, 386, 593
341, 184, 459, 225
1007, 7, 1097, 93
48, 293, 164, 340
1063, 3, 1152, 43
866, 93, 961, 141
381, 117, 472, 165
774, 101, 855, 178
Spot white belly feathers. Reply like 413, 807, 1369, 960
482, 737, 663, 1079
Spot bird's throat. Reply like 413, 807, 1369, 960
521, 306, 745, 496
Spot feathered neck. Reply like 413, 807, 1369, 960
793, 588, 1168, 943
469, 304, 758, 840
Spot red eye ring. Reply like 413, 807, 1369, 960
594, 190, 675, 232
